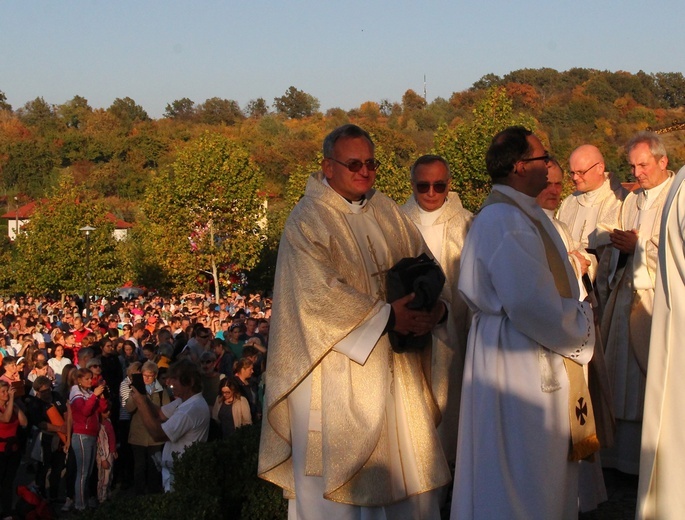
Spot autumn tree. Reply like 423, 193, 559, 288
196, 97, 244, 126
246, 98, 269, 118
0, 91, 11, 112
273, 87, 320, 119
108, 97, 150, 129
12, 177, 123, 296
58, 95, 92, 129
434, 87, 535, 211
164, 98, 196, 120
17, 97, 59, 135
142, 132, 265, 298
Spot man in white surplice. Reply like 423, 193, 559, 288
400, 154, 471, 467
602, 131, 674, 475
451, 126, 595, 520
557, 144, 627, 308
258, 124, 450, 520
637, 165, 685, 519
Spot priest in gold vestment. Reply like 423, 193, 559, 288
400, 154, 472, 465
258, 125, 450, 520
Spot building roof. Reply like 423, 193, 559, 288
0, 201, 134, 229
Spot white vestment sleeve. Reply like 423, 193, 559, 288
332, 304, 391, 365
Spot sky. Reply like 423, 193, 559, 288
2, 1, 685, 119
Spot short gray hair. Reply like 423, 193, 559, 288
625, 131, 667, 160
410, 154, 451, 180
323, 124, 374, 158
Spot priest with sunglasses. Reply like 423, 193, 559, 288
401, 155, 472, 471
259, 124, 450, 520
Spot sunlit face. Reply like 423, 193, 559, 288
78, 374, 92, 388
536, 163, 564, 211
323, 137, 376, 202
520, 135, 552, 197
412, 161, 451, 212
0, 385, 8, 402
629, 142, 669, 190
3, 362, 16, 376
569, 147, 605, 193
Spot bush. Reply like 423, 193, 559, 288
75, 423, 287, 520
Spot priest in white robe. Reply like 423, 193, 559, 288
400, 154, 472, 466
258, 125, 450, 520
601, 132, 674, 475
557, 144, 627, 309
637, 165, 685, 519
452, 127, 595, 520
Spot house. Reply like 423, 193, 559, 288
0, 201, 134, 241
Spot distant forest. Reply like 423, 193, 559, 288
1, 67, 685, 293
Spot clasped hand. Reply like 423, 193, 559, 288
391, 293, 444, 336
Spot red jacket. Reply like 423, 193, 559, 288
69, 386, 107, 437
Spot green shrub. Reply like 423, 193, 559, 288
75, 423, 287, 520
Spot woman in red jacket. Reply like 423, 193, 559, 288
69, 368, 108, 512
0, 380, 28, 519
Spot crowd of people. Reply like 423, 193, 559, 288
0, 291, 271, 518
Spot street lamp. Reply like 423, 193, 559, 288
79, 225, 95, 319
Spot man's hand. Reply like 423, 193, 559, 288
570, 250, 591, 276
391, 294, 444, 336
610, 229, 638, 254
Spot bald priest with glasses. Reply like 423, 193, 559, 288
556, 144, 628, 307
259, 125, 450, 520
401, 155, 472, 470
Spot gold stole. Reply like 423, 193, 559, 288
482, 190, 600, 461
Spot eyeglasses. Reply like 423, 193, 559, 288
414, 181, 448, 194
519, 153, 552, 165
327, 158, 380, 173
569, 162, 599, 177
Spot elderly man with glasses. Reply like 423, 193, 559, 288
400, 154, 471, 474
259, 124, 450, 519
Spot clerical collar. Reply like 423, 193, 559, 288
322, 177, 368, 212
417, 200, 446, 226
578, 177, 610, 206
638, 176, 670, 210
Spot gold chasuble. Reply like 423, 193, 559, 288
258, 171, 450, 506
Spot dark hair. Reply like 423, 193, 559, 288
218, 377, 241, 397
242, 345, 260, 358
486, 126, 533, 182
1, 356, 16, 368
323, 124, 374, 158
410, 154, 451, 180
167, 358, 202, 394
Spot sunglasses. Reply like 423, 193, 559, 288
414, 181, 448, 194
328, 158, 380, 173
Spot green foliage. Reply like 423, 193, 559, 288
246, 98, 269, 118
433, 87, 535, 212
273, 86, 320, 119
12, 176, 123, 295
108, 97, 150, 129
17, 97, 59, 135
0, 91, 11, 112
75, 424, 287, 520
141, 132, 265, 295
165, 98, 196, 120
196, 97, 245, 126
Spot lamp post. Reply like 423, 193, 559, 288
79, 225, 95, 319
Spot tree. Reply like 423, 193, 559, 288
12, 177, 123, 296
434, 87, 535, 211
401, 89, 427, 112
107, 97, 150, 129
58, 95, 92, 129
142, 132, 265, 298
0, 91, 11, 112
164, 98, 196, 120
196, 97, 244, 126
17, 97, 59, 134
273, 87, 320, 119
246, 98, 269, 118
